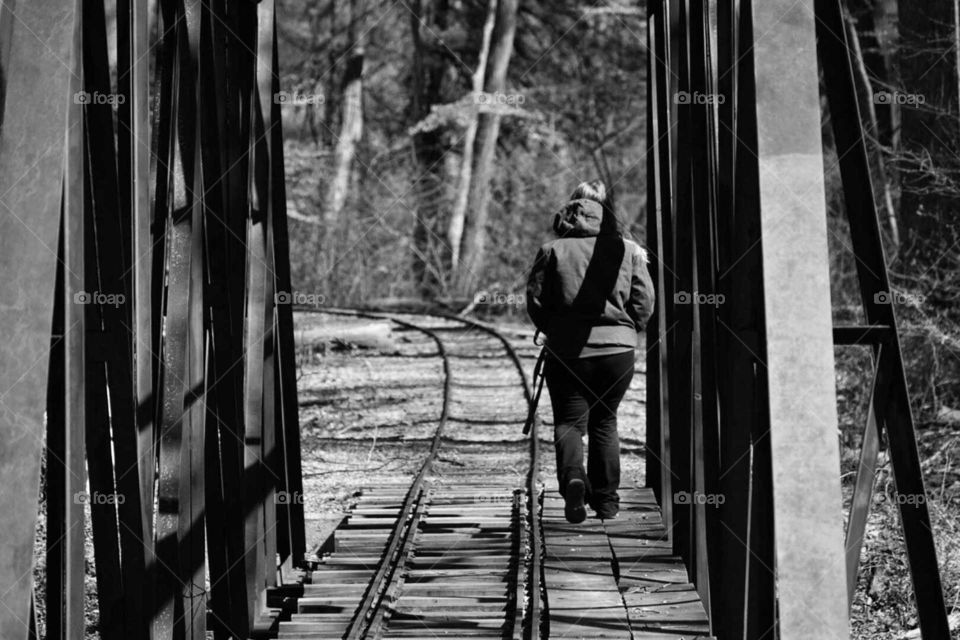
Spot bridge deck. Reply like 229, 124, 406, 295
278, 310, 713, 638
543, 484, 711, 639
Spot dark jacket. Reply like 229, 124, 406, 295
526, 198, 656, 358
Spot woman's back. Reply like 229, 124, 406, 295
525, 180, 657, 523
526, 197, 654, 358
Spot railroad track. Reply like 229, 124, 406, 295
279, 309, 543, 640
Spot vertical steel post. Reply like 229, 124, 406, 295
668, 0, 695, 568
649, 0, 676, 534
125, 0, 157, 605
270, 15, 307, 570
255, 1, 280, 593
62, 8, 86, 638
750, 0, 849, 637
0, 0, 79, 637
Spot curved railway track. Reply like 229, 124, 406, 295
280, 308, 544, 640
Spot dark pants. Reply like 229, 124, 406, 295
544, 350, 635, 512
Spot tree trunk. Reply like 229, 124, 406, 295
875, 0, 900, 152
845, 9, 900, 249
409, 0, 453, 296
455, 0, 518, 295
323, 48, 364, 234
447, 0, 498, 270
847, 0, 899, 150
324, 0, 338, 146
314, 0, 365, 283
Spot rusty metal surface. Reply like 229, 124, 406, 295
0, 1, 77, 638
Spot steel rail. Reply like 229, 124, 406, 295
308, 308, 450, 639
298, 306, 542, 639
437, 311, 542, 640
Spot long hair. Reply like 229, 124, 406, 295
570, 180, 622, 236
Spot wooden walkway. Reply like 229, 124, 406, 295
542, 484, 712, 639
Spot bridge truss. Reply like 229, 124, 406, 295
645, 0, 950, 638
0, 0, 951, 639
0, 0, 304, 638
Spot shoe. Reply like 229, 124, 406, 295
564, 479, 587, 524
593, 500, 619, 520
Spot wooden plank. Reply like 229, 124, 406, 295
542, 483, 630, 638
599, 487, 710, 639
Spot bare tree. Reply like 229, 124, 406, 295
456, 0, 519, 294
845, 7, 900, 248
409, 0, 455, 295
315, 0, 366, 280
447, 0, 498, 271
897, 0, 959, 260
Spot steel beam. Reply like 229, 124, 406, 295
816, 0, 950, 635
0, 1, 78, 638
749, 0, 848, 637
119, 0, 157, 600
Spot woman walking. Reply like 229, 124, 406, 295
526, 180, 655, 523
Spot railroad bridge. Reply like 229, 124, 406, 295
0, 0, 950, 639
